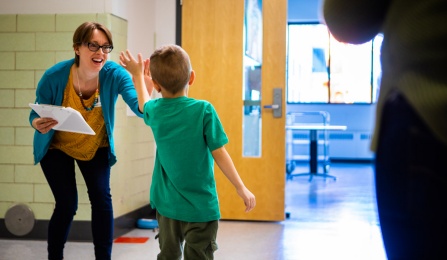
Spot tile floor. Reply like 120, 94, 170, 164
0, 162, 387, 260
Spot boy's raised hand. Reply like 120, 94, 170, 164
120, 50, 154, 95
119, 50, 144, 76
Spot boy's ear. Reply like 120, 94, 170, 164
188, 70, 195, 86
153, 80, 162, 93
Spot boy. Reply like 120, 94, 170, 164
120, 45, 256, 260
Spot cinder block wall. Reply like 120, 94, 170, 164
0, 13, 154, 228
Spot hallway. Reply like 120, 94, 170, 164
0, 162, 386, 260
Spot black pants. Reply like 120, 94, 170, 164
40, 148, 113, 260
375, 93, 447, 260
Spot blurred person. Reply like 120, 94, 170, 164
323, 0, 447, 259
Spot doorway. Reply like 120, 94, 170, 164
181, 0, 287, 221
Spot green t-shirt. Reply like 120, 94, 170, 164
143, 96, 228, 222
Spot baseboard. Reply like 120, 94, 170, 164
0, 204, 155, 241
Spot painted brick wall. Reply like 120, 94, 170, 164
0, 13, 154, 223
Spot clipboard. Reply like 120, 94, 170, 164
29, 103, 96, 135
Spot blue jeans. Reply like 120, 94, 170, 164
40, 148, 113, 260
375, 92, 447, 260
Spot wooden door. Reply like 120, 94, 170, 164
182, 0, 287, 221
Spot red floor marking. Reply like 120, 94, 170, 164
114, 237, 149, 243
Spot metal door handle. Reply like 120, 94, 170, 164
263, 88, 282, 118
263, 104, 279, 109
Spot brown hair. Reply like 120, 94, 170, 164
72, 22, 113, 66
150, 45, 192, 94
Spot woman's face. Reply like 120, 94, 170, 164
76, 29, 111, 73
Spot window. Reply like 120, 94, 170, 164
242, 0, 263, 157
287, 23, 383, 104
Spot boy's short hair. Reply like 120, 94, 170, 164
150, 45, 192, 94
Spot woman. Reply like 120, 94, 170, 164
29, 22, 144, 260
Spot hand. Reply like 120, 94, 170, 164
237, 186, 256, 212
119, 50, 144, 76
143, 58, 155, 95
32, 117, 58, 134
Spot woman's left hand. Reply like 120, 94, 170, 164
32, 117, 58, 134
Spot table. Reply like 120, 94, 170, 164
286, 125, 347, 181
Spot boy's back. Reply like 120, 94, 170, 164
144, 96, 228, 222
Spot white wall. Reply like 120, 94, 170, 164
0, 0, 114, 14
0, 0, 176, 56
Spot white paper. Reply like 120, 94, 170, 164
29, 103, 96, 135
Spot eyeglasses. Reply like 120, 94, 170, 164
84, 42, 113, 54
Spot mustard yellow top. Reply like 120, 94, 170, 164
50, 68, 109, 160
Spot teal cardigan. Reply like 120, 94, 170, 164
29, 59, 143, 167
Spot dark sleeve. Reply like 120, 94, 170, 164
323, 0, 390, 44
